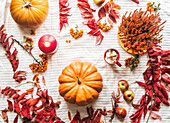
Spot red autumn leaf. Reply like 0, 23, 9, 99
17, 92, 28, 101
130, 44, 170, 123
59, 0, 71, 31
96, 34, 104, 45
14, 102, 21, 115
154, 97, 161, 104
161, 67, 170, 74
98, 1, 120, 24
132, 103, 140, 109
150, 112, 162, 120
161, 73, 170, 84
21, 104, 31, 119
77, 0, 95, 19
7, 100, 13, 111
83, 19, 104, 45
136, 81, 146, 88
13, 115, 18, 123
70, 107, 106, 123
1, 87, 11, 95
13, 93, 20, 100
160, 84, 169, 100
13, 71, 27, 83
29, 98, 39, 106
148, 105, 160, 111
32, 73, 39, 81
1, 109, 8, 123
0, 25, 19, 72
34, 105, 43, 111
131, 0, 139, 4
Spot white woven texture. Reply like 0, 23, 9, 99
0, 0, 170, 122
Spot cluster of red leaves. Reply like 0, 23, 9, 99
132, 0, 139, 4
13, 71, 27, 83
0, 24, 19, 72
77, 0, 104, 45
1, 75, 64, 123
107, 89, 122, 122
77, 0, 95, 19
59, 0, 71, 31
0, 25, 27, 83
83, 19, 104, 45
98, 1, 120, 24
130, 43, 170, 123
69, 106, 107, 123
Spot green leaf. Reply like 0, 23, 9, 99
158, 3, 160, 7
26, 42, 31, 47
154, 8, 158, 13
23, 36, 27, 42
129, 65, 133, 67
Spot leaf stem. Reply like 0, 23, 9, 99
15, 81, 34, 87
13, 39, 41, 65
146, 95, 153, 123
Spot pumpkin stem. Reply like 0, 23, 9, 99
22, 1, 32, 9
76, 76, 81, 84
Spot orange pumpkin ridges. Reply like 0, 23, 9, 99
58, 61, 103, 106
10, 0, 49, 28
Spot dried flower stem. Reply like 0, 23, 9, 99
13, 39, 41, 65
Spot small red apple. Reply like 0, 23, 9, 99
123, 90, 134, 102
118, 80, 129, 92
116, 107, 127, 119
93, 0, 105, 6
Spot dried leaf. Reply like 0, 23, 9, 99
98, 2, 120, 24
14, 102, 21, 115
83, 19, 104, 45
42, 76, 46, 85
111, 91, 115, 100
7, 100, 13, 111
150, 112, 162, 120
68, 111, 71, 120
17, 92, 28, 101
33, 74, 39, 81
59, 0, 71, 31
131, 0, 139, 4
1, 109, 8, 123
77, 0, 95, 19
26, 88, 34, 94
0, 25, 19, 72
13, 115, 18, 123
116, 88, 120, 98
13, 71, 27, 83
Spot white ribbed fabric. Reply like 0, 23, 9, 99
0, 0, 170, 122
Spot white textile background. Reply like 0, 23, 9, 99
0, 0, 170, 122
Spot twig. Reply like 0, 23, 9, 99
146, 95, 153, 123
15, 81, 34, 87
13, 39, 41, 65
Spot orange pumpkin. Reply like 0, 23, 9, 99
10, 0, 49, 28
58, 61, 103, 106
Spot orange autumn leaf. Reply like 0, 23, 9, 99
33, 74, 39, 81
26, 88, 34, 94
42, 76, 46, 85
